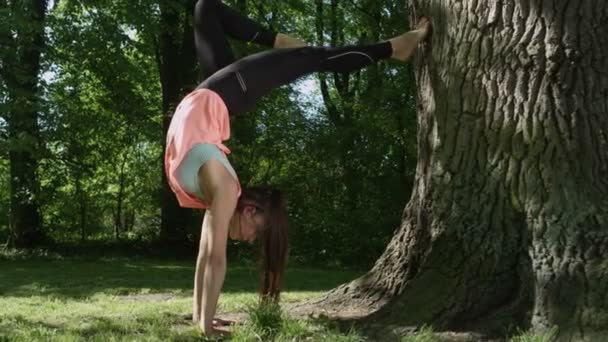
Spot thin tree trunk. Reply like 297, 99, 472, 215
318, 1, 608, 340
115, 149, 129, 241
75, 175, 86, 243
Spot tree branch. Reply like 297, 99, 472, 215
179, 0, 197, 87
0, 0, 15, 81
0, 61, 5, 82
330, 0, 351, 112
343, 0, 378, 22
251, 0, 275, 31
314, 0, 339, 123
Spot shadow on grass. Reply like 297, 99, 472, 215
0, 258, 361, 299
312, 315, 499, 342
0, 313, 205, 342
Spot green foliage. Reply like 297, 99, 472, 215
228, 20, 418, 264
0, 246, 63, 261
0, 158, 8, 240
0, 0, 419, 265
35, 1, 163, 242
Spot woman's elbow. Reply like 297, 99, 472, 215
206, 250, 227, 268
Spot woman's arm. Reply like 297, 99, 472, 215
192, 213, 209, 323
198, 161, 239, 335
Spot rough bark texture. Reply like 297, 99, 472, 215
3, 0, 47, 247
319, 1, 608, 340
158, 0, 199, 243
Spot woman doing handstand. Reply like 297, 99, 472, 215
164, 0, 430, 336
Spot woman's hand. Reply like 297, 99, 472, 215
201, 322, 231, 338
198, 162, 239, 340
212, 325, 232, 337
212, 317, 236, 327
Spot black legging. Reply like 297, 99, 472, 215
194, 0, 393, 115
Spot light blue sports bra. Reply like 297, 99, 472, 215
176, 143, 237, 201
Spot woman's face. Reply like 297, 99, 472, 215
232, 206, 265, 243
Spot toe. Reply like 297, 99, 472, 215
417, 16, 430, 28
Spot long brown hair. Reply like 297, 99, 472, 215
237, 186, 289, 301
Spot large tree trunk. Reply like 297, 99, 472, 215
1, 0, 47, 247
319, 1, 608, 340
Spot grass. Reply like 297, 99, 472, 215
0, 253, 367, 341
399, 325, 436, 342
230, 301, 366, 342
0, 250, 566, 341
508, 326, 558, 342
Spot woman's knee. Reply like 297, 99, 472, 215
195, 0, 219, 17
296, 46, 323, 56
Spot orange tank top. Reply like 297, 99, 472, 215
164, 89, 241, 209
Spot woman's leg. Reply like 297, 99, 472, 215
199, 19, 429, 115
198, 42, 390, 115
209, 0, 277, 47
194, 0, 237, 78
194, 0, 305, 78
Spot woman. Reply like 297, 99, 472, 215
164, 0, 430, 336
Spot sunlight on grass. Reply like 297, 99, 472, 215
0, 256, 567, 341
230, 300, 365, 342
508, 326, 558, 342
0, 257, 361, 341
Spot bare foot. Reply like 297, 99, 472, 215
274, 33, 308, 48
389, 17, 431, 61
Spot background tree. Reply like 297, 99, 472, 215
317, 0, 608, 340
39, 0, 161, 242
1, 0, 48, 247
309, 0, 418, 263
156, 0, 200, 244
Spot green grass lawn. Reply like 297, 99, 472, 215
0, 254, 560, 341
0, 256, 365, 341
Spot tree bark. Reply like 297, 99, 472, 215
3, 0, 47, 247
158, 0, 199, 243
75, 175, 86, 243
319, 1, 608, 340
114, 149, 129, 241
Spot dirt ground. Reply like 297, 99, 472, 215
122, 293, 504, 342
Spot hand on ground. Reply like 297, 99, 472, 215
211, 325, 231, 337
200, 324, 231, 339
212, 317, 236, 327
